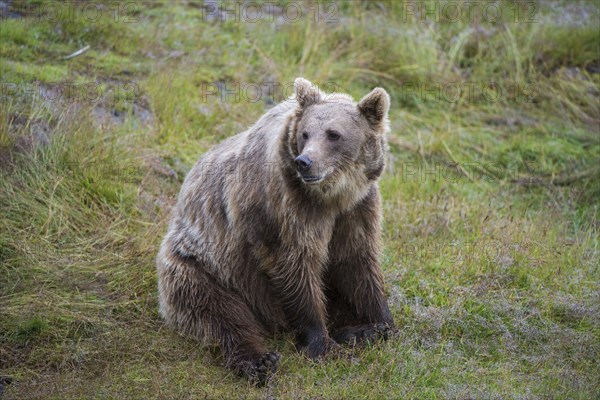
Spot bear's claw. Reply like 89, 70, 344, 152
240, 351, 280, 386
332, 323, 392, 345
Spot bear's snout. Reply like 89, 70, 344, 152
294, 155, 313, 173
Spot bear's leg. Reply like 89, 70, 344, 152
326, 188, 394, 345
269, 258, 340, 359
325, 286, 392, 346
267, 238, 340, 359
157, 250, 279, 385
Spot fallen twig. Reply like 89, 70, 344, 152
62, 45, 90, 60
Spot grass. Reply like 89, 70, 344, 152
1, 1, 599, 398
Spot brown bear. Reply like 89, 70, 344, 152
156, 78, 394, 384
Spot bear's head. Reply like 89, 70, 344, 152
285, 77, 390, 206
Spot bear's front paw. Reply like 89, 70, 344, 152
237, 351, 280, 386
332, 323, 392, 345
296, 335, 341, 360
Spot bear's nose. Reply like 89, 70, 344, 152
294, 155, 313, 172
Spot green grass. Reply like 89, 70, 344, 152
1, 1, 599, 398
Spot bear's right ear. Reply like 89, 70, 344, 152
294, 77, 322, 109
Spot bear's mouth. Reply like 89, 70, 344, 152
300, 175, 325, 184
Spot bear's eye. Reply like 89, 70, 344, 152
326, 130, 341, 141
302, 132, 309, 140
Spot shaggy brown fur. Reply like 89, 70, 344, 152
156, 78, 394, 384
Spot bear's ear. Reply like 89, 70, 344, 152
358, 87, 390, 127
294, 77, 322, 109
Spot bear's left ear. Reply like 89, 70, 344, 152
358, 87, 390, 128
294, 77, 322, 109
